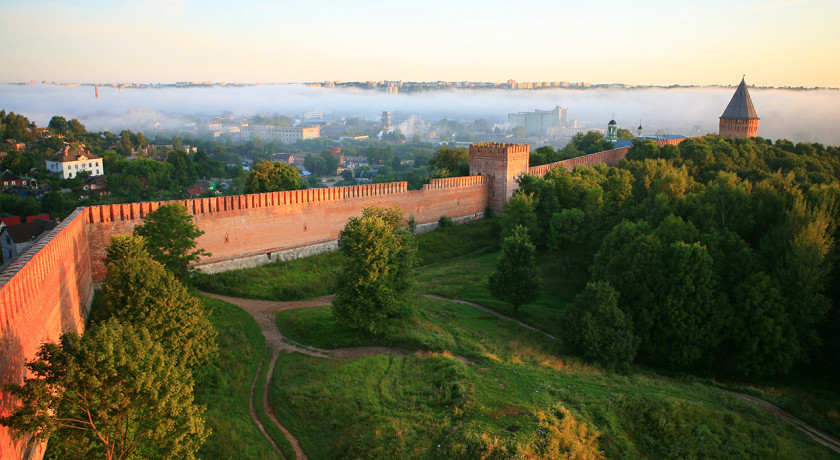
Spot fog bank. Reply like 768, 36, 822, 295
1, 84, 837, 144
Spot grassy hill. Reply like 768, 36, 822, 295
194, 218, 840, 458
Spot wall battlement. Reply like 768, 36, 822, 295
469, 142, 530, 158
87, 182, 411, 223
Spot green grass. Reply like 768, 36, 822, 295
416, 217, 499, 266
268, 296, 838, 459
725, 380, 840, 441
192, 251, 343, 301
192, 218, 501, 301
415, 250, 587, 339
193, 296, 283, 459
252, 351, 297, 460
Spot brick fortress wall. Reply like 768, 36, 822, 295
87, 176, 490, 279
527, 138, 689, 178
0, 208, 93, 459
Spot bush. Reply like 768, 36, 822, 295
562, 281, 637, 369
438, 215, 455, 228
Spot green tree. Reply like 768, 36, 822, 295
332, 206, 418, 333
1, 150, 32, 175
488, 225, 541, 314
549, 208, 586, 271
429, 145, 469, 177
616, 128, 635, 141
68, 118, 86, 137
244, 160, 301, 193
0, 319, 209, 460
529, 146, 558, 167
100, 243, 217, 367
102, 234, 149, 266
501, 192, 541, 243
167, 150, 198, 186
133, 203, 210, 279
47, 116, 70, 137
562, 281, 637, 369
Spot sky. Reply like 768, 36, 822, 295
0, 0, 839, 87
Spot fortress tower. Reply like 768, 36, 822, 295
469, 142, 530, 213
719, 77, 759, 138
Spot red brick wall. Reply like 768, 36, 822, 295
719, 118, 759, 138
0, 208, 93, 459
527, 138, 690, 178
87, 178, 490, 280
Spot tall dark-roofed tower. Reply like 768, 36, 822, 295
719, 77, 759, 138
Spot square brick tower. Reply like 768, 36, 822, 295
469, 142, 530, 213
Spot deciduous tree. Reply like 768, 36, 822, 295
562, 281, 637, 369
100, 237, 217, 367
0, 319, 209, 460
133, 202, 210, 279
244, 160, 301, 193
332, 206, 417, 333
488, 225, 541, 314
429, 145, 469, 177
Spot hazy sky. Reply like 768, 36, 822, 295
1, 0, 838, 87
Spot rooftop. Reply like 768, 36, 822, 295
721, 78, 759, 120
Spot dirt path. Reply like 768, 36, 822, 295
201, 292, 413, 459
423, 294, 558, 340
249, 357, 286, 459
724, 390, 840, 454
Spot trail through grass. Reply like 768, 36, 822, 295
193, 296, 284, 459
269, 296, 838, 459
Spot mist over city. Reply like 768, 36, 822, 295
2, 83, 839, 144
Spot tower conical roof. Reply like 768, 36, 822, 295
720, 78, 759, 120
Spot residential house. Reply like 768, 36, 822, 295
0, 171, 37, 188
46, 145, 104, 179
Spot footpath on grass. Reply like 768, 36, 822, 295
201, 291, 840, 458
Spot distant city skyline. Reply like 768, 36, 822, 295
0, 0, 838, 87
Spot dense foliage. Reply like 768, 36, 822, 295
561, 281, 637, 369
244, 160, 302, 193
133, 203, 210, 279
332, 206, 418, 333
0, 319, 209, 460
100, 236, 218, 368
2, 234, 220, 457
516, 136, 840, 377
488, 225, 542, 314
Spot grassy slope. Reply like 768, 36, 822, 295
193, 218, 840, 457
270, 297, 838, 459
194, 296, 285, 459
